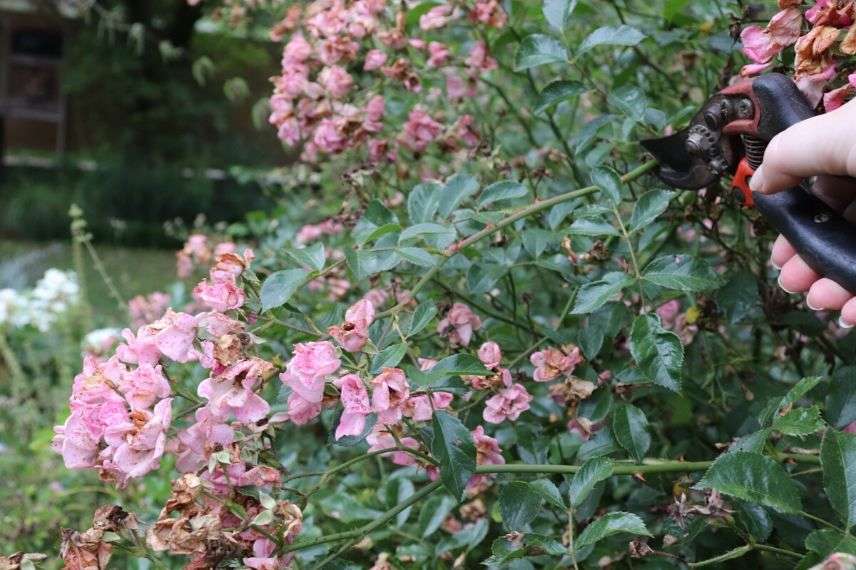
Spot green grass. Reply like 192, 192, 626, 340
0, 239, 179, 322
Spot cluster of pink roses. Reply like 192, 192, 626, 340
295, 217, 344, 244
192, 248, 253, 312
740, 0, 856, 108
128, 291, 171, 328
268, 0, 502, 163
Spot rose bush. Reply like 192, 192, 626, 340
8, 0, 856, 568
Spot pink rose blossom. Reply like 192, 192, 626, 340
420, 5, 453, 30
418, 357, 438, 371
363, 49, 387, 72
329, 299, 375, 352
767, 8, 803, 46
152, 310, 199, 363
193, 276, 245, 312
287, 392, 323, 425
312, 118, 348, 154
466, 41, 497, 72
531, 346, 583, 382
467, 425, 505, 494
371, 368, 411, 425
797, 63, 837, 106
364, 94, 385, 132
367, 427, 421, 466
399, 107, 444, 152
318, 65, 353, 98
437, 303, 482, 347
198, 359, 273, 423
740, 25, 781, 64
657, 300, 681, 329
128, 292, 170, 328
280, 341, 341, 403
119, 363, 171, 410
477, 341, 502, 369
116, 327, 161, 366
174, 407, 234, 473
103, 398, 172, 482
427, 41, 451, 67
483, 383, 532, 424
335, 374, 371, 439
403, 392, 454, 422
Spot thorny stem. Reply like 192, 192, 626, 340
278, 453, 822, 556
281, 481, 443, 554
376, 160, 659, 319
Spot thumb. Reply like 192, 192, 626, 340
749, 99, 856, 195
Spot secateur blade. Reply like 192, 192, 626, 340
641, 130, 712, 190
641, 92, 750, 191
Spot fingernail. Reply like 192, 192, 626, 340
839, 317, 854, 329
771, 258, 782, 270
806, 299, 822, 311
778, 275, 797, 294
749, 164, 764, 193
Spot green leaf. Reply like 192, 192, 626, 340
479, 181, 528, 208
629, 189, 674, 233
430, 411, 476, 500
500, 481, 544, 531
522, 229, 555, 258
575, 512, 651, 549
535, 80, 584, 114
430, 354, 492, 376
399, 223, 453, 243
467, 263, 507, 294
370, 343, 407, 374
642, 255, 721, 292
360, 223, 401, 245
439, 173, 479, 217
590, 167, 622, 205
347, 250, 401, 280
408, 181, 443, 223
568, 458, 614, 507
821, 430, 856, 528
530, 479, 565, 509
285, 243, 326, 272
695, 452, 803, 514
629, 315, 683, 392
611, 404, 651, 463
771, 405, 825, 437
397, 246, 437, 268
260, 268, 308, 312
514, 34, 568, 71
570, 272, 632, 315
759, 376, 823, 426
579, 25, 646, 54
568, 219, 620, 237
406, 303, 438, 337
828, 367, 856, 429
542, 0, 578, 31
417, 495, 455, 538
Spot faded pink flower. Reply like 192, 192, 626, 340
470, 0, 507, 28
371, 368, 411, 425
174, 407, 234, 473
152, 310, 199, 363
768, 8, 803, 46
477, 341, 502, 369
657, 300, 681, 329
437, 303, 482, 347
420, 5, 453, 30
103, 398, 172, 482
329, 299, 375, 352
128, 292, 170, 328
197, 359, 273, 423
193, 276, 245, 312
364, 94, 385, 132
531, 346, 583, 382
116, 328, 161, 366
403, 392, 454, 422
364, 49, 387, 70
318, 65, 353, 98
466, 41, 497, 72
313, 118, 348, 154
280, 341, 341, 403
335, 374, 371, 439
119, 363, 171, 411
287, 392, 323, 425
797, 63, 837, 106
740, 25, 781, 64
467, 425, 505, 494
367, 427, 421, 466
427, 41, 451, 67
400, 107, 444, 152
483, 383, 532, 424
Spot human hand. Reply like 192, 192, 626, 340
749, 97, 856, 328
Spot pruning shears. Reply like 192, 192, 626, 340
641, 73, 856, 294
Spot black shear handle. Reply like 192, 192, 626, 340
750, 74, 856, 294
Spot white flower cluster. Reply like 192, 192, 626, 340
0, 269, 81, 332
